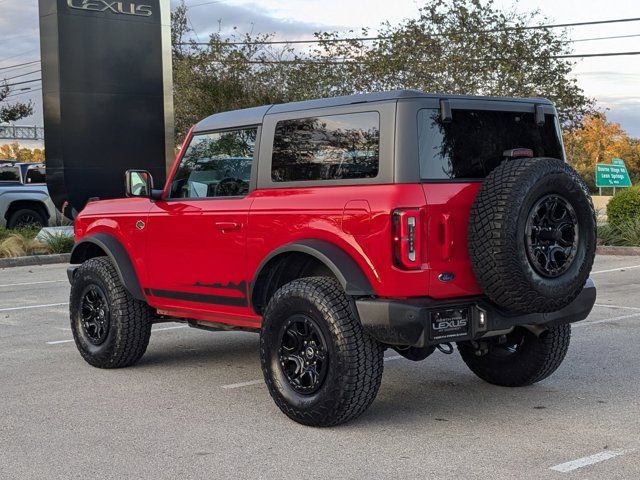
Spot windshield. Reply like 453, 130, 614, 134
418, 108, 564, 180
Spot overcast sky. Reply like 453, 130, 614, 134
1, 0, 639, 136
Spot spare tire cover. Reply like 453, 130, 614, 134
468, 157, 596, 313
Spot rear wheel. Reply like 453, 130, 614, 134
458, 325, 571, 387
70, 257, 152, 368
260, 277, 384, 427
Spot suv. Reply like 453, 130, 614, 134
68, 91, 597, 426
0, 162, 57, 228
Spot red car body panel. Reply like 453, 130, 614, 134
75, 179, 483, 328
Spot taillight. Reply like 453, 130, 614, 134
392, 209, 422, 270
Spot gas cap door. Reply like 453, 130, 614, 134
342, 200, 371, 236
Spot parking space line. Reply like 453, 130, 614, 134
575, 312, 640, 327
222, 379, 263, 390
153, 325, 187, 332
580, 313, 640, 326
46, 325, 187, 345
549, 448, 630, 473
0, 280, 66, 288
46, 339, 74, 345
0, 302, 68, 312
591, 264, 640, 275
385, 355, 403, 362
220, 355, 405, 390
595, 303, 640, 312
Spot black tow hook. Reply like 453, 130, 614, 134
436, 343, 454, 355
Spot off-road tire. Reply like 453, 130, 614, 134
260, 277, 384, 427
468, 157, 596, 313
458, 324, 571, 387
70, 257, 152, 368
7, 208, 46, 228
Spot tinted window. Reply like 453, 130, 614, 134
25, 167, 46, 184
169, 128, 257, 199
271, 112, 380, 182
418, 109, 564, 180
0, 165, 20, 182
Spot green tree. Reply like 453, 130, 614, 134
0, 83, 34, 123
171, 0, 594, 143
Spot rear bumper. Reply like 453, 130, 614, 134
355, 278, 596, 347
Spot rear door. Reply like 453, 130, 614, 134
144, 127, 259, 322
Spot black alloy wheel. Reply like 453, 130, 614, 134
525, 194, 579, 278
278, 314, 329, 395
80, 284, 110, 345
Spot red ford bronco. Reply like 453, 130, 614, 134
68, 90, 597, 426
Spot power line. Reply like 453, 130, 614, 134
2, 87, 42, 101
2, 78, 42, 88
572, 32, 640, 42
0, 60, 40, 72
198, 50, 640, 64
555, 51, 640, 59
2, 70, 42, 82
179, 16, 640, 47
185, 0, 225, 8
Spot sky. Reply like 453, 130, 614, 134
1, 0, 639, 136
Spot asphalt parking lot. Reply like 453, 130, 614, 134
1, 256, 639, 479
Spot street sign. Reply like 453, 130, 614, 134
595, 162, 632, 188
612, 158, 625, 166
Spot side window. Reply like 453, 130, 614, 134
0, 165, 20, 182
271, 112, 380, 182
169, 127, 257, 199
25, 167, 46, 184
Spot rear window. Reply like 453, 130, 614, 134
418, 109, 564, 180
271, 112, 380, 182
0, 165, 20, 182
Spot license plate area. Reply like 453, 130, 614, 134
429, 307, 471, 341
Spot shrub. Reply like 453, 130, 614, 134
0, 226, 39, 242
42, 233, 75, 254
597, 217, 640, 247
607, 187, 640, 226
0, 234, 49, 258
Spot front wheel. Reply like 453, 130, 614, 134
70, 257, 152, 368
458, 324, 571, 387
260, 277, 384, 427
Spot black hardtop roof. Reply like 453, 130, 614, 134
193, 89, 554, 133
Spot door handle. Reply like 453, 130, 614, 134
215, 221, 241, 231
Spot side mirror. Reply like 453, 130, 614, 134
125, 170, 153, 198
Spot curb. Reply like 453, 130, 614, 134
0, 253, 71, 269
596, 246, 640, 256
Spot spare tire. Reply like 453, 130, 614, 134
468, 157, 596, 313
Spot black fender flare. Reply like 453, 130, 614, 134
251, 239, 376, 308
69, 233, 145, 301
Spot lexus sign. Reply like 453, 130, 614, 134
66, 0, 153, 17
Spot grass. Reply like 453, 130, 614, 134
597, 218, 640, 247
0, 227, 74, 258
